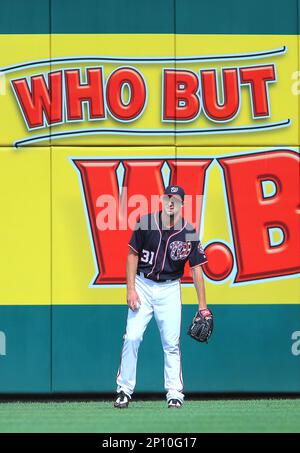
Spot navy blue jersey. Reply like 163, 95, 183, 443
128, 211, 208, 281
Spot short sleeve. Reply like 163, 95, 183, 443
128, 222, 143, 253
188, 241, 208, 268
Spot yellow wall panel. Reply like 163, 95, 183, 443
0, 147, 51, 304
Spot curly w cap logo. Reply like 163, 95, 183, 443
170, 241, 192, 261
171, 187, 178, 193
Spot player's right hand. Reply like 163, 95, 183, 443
127, 288, 141, 311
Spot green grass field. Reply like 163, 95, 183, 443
0, 398, 299, 433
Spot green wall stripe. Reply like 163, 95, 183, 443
0, 0, 50, 35
0, 306, 51, 393
0, 304, 299, 393
0, 0, 298, 35
175, 0, 299, 35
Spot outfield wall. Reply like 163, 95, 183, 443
0, 0, 299, 393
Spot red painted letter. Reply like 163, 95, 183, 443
65, 68, 105, 121
106, 67, 146, 121
12, 71, 62, 128
163, 69, 200, 121
240, 65, 275, 117
201, 68, 240, 121
74, 158, 212, 284
218, 150, 300, 282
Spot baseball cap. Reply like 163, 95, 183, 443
164, 185, 185, 202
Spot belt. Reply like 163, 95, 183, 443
137, 271, 178, 283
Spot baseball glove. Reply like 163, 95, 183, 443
187, 308, 213, 343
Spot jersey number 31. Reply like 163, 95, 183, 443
140, 249, 155, 265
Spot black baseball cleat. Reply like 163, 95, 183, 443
114, 391, 130, 409
168, 399, 182, 409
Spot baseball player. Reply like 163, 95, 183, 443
114, 185, 212, 409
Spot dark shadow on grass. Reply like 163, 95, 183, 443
0, 392, 299, 404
